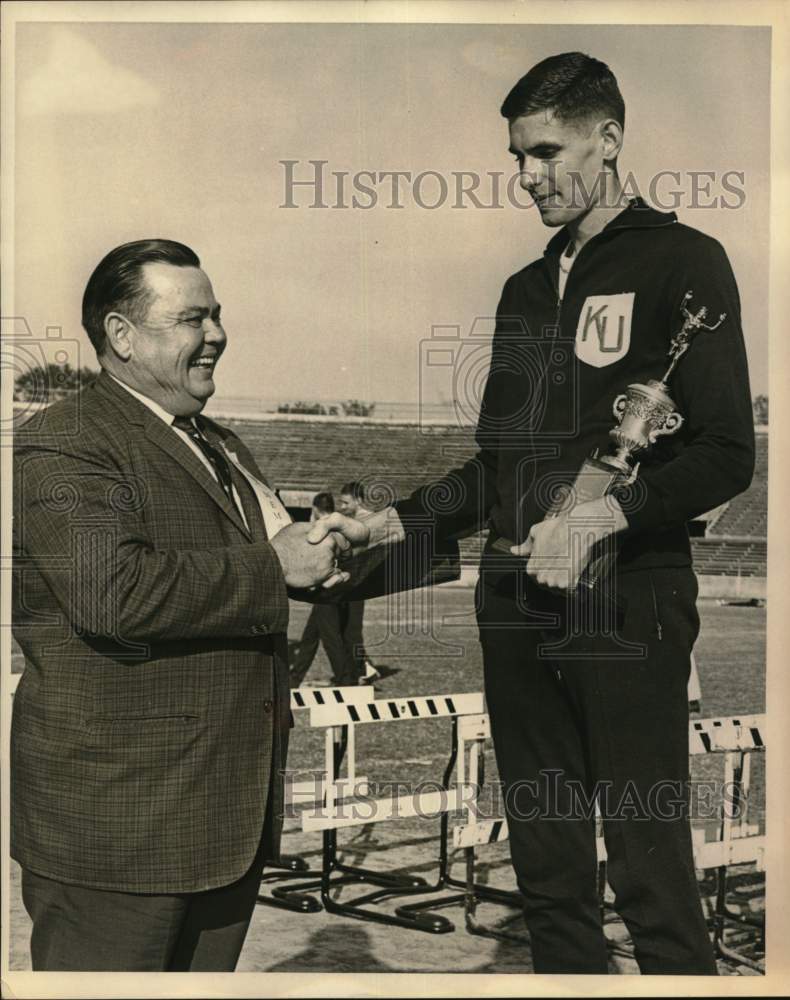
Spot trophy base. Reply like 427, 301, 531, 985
545, 455, 624, 516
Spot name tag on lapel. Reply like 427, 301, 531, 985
221, 447, 292, 540
575, 293, 634, 368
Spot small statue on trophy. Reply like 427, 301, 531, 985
550, 290, 727, 591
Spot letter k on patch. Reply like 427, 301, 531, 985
575, 293, 634, 367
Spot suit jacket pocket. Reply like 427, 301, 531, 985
82, 713, 202, 749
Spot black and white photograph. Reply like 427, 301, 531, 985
1, 1, 787, 996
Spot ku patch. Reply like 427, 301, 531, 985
575, 293, 634, 368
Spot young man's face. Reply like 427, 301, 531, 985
337, 493, 359, 517
509, 110, 611, 228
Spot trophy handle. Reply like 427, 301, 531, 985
612, 394, 627, 423
648, 410, 683, 444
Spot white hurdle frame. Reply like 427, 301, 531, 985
286, 685, 375, 805
280, 690, 490, 933
450, 713, 766, 957
303, 692, 485, 832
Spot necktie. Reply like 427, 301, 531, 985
172, 415, 241, 517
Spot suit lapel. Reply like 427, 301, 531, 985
143, 418, 253, 539
94, 373, 252, 540
200, 422, 269, 541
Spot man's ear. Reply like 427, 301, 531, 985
104, 313, 134, 361
599, 119, 623, 164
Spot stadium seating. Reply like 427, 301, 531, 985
706, 434, 767, 539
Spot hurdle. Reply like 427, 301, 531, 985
692, 714, 765, 971
258, 684, 378, 914
291, 691, 496, 933
449, 713, 766, 964
390, 711, 522, 934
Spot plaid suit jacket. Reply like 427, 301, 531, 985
12, 372, 291, 893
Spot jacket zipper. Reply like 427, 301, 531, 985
648, 573, 663, 640
542, 204, 678, 313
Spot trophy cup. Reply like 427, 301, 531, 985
546, 290, 727, 591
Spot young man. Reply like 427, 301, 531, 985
362, 52, 754, 974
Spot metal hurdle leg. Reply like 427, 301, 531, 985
258, 724, 349, 913
709, 747, 765, 971
394, 713, 524, 937
260, 691, 435, 917
301, 692, 487, 933
258, 686, 382, 914
316, 715, 462, 933
260, 724, 422, 911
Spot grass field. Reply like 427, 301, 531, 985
7, 588, 767, 974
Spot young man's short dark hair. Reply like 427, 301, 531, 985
339, 481, 366, 503
500, 51, 625, 130
312, 491, 335, 515
82, 238, 201, 355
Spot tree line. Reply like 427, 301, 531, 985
13, 363, 768, 426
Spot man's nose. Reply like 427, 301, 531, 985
204, 319, 227, 346
519, 157, 542, 192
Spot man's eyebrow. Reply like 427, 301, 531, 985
510, 141, 562, 153
176, 304, 222, 319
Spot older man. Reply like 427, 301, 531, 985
11, 239, 365, 971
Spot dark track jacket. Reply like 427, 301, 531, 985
396, 199, 755, 572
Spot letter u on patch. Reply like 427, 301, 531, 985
575, 293, 635, 368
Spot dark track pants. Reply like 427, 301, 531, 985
477, 564, 717, 975
290, 603, 359, 686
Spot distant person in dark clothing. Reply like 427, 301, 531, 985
290, 493, 360, 687
337, 481, 379, 684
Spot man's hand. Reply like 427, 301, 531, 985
510, 496, 628, 592
270, 517, 367, 590
309, 508, 405, 552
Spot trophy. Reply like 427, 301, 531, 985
547, 290, 727, 591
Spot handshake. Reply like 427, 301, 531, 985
269, 508, 406, 591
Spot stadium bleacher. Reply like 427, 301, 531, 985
220, 416, 768, 579
706, 434, 768, 540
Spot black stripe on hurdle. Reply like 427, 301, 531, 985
388, 701, 399, 718
427, 699, 438, 715
491, 819, 503, 842
713, 719, 722, 727
293, 692, 305, 708
699, 732, 712, 752
315, 691, 325, 705
333, 690, 344, 703
347, 705, 360, 723
733, 719, 741, 726
750, 727, 763, 748
445, 697, 457, 714
408, 700, 419, 717
369, 703, 381, 721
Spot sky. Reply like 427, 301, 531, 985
12, 20, 770, 409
